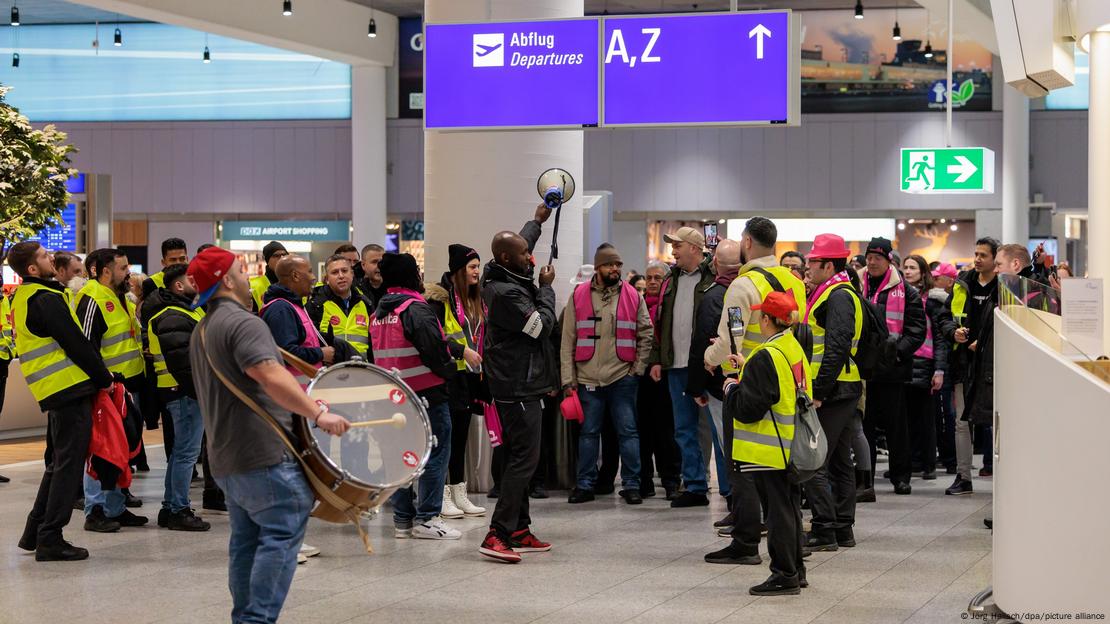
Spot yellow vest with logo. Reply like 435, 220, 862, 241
316, 295, 371, 357
11, 283, 91, 402
723, 266, 809, 374
76, 280, 145, 379
808, 282, 863, 383
150, 272, 166, 289
148, 304, 205, 388
0, 295, 13, 360
732, 331, 811, 469
249, 274, 271, 312
949, 281, 968, 352
441, 302, 471, 372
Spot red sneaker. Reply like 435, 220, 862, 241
510, 529, 552, 553
479, 531, 521, 563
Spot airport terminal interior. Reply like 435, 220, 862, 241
0, 0, 1107, 623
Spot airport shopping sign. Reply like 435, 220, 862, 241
423, 11, 799, 129
900, 147, 995, 194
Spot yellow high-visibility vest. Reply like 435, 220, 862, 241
732, 331, 811, 469
723, 266, 808, 373
316, 296, 371, 358
808, 282, 863, 383
11, 283, 91, 403
0, 295, 13, 360
249, 274, 271, 312
76, 280, 145, 379
148, 304, 205, 388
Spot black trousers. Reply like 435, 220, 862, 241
865, 381, 911, 485
448, 407, 473, 485
728, 468, 766, 555
755, 470, 805, 579
636, 375, 681, 492
905, 385, 938, 474
26, 396, 94, 546
805, 398, 858, 535
935, 382, 957, 470
490, 399, 542, 540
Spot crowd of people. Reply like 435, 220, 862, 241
0, 206, 1062, 619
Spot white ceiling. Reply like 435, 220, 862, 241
3, 0, 147, 24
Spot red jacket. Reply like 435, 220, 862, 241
87, 384, 135, 489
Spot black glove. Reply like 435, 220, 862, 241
112, 372, 127, 384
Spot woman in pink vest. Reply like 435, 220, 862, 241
370, 253, 461, 541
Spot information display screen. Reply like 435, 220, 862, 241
26, 203, 78, 252
424, 19, 601, 129
602, 11, 796, 126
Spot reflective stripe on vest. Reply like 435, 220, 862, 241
726, 266, 809, 373
260, 297, 323, 387
12, 283, 91, 403
369, 296, 446, 391
316, 298, 372, 357
442, 303, 470, 372
148, 304, 205, 389
807, 282, 862, 382
76, 280, 145, 379
573, 281, 640, 363
732, 332, 811, 469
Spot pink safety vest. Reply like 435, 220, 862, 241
260, 297, 324, 387
370, 294, 446, 392
914, 297, 935, 360
573, 281, 640, 363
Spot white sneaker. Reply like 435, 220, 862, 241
441, 486, 465, 519
297, 553, 308, 564
450, 482, 487, 517
395, 526, 413, 539
412, 518, 462, 540
299, 543, 321, 558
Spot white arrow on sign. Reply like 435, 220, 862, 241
947, 155, 978, 183
749, 24, 771, 60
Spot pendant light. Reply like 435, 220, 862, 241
923, 9, 932, 57
202, 33, 211, 63
114, 28, 122, 46
11, 52, 18, 68
9, 4, 18, 26
892, 1, 901, 41
854, 0, 864, 20
282, 0, 292, 16
367, 0, 376, 38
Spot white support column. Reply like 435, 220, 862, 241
351, 65, 388, 246
423, 0, 585, 303
1001, 84, 1030, 244
1088, 31, 1110, 344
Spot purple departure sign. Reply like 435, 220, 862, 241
602, 12, 796, 126
425, 19, 600, 129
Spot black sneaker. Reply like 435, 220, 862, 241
640, 483, 656, 498
18, 518, 38, 551
749, 574, 801, 596
669, 492, 709, 508
487, 485, 500, 499
983, 517, 993, 530
921, 471, 937, 481
704, 543, 761, 565
946, 466, 958, 475
619, 490, 643, 505
856, 487, 876, 503
158, 508, 171, 528
72, 497, 85, 511
84, 506, 121, 533
568, 488, 595, 504
112, 510, 149, 527
122, 489, 143, 508
663, 485, 679, 501
945, 476, 973, 496
836, 527, 856, 548
202, 494, 228, 514
805, 532, 838, 552
595, 481, 616, 495
0, 473, 9, 483
529, 485, 549, 499
36, 540, 89, 562
893, 482, 912, 495
167, 509, 211, 532
713, 511, 736, 529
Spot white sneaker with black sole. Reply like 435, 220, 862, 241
395, 526, 413, 539
413, 518, 462, 540
299, 543, 321, 558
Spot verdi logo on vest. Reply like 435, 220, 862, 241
330, 315, 340, 326
355, 315, 368, 327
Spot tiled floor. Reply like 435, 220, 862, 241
0, 450, 993, 624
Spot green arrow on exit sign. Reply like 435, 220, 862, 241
900, 147, 995, 194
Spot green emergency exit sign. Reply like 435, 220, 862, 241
900, 147, 995, 194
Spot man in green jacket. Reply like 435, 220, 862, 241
647, 227, 717, 507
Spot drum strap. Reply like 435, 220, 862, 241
198, 322, 374, 555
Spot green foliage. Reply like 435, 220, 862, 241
0, 85, 77, 261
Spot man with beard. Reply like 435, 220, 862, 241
561, 244, 654, 505
478, 204, 558, 563
52, 252, 87, 305
360, 244, 386, 308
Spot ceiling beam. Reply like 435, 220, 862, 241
66, 0, 397, 66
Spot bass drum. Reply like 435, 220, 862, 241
294, 361, 433, 521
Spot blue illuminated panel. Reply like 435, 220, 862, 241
26, 203, 77, 252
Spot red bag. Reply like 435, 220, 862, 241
560, 389, 585, 424
87, 384, 135, 489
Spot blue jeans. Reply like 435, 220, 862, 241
163, 396, 204, 512
576, 375, 641, 491
704, 397, 732, 497
392, 401, 451, 527
84, 472, 125, 518
667, 368, 708, 494
215, 456, 313, 624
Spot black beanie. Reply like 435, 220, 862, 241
379, 252, 421, 290
865, 237, 893, 261
448, 244, 480, 274
262, 241, 287, 262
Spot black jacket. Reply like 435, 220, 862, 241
962, 297, 995, 424
649, 254, 716, 369
425, 274, 489, 412
481, 220, 559, 401
359, 279, 387, 311
374, 291, 456, 407
146, 288, 200, 401
261, 284, 324, 365
811, 287, 864, 405
686, 278, 729, 401
908, 287, 953, 389
22, 277, 113, 409
305, 283, 375, 364
863, 271, 927, 383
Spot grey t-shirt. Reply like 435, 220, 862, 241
190, 296, 295, 478
669, 269, 700, 370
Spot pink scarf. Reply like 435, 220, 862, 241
805, 271, 852, 323
452, 288, 486, 355
862, 268, 905, 335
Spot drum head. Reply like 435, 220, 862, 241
306, 362, 432, 489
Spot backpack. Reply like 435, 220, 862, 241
750, 268, 814, 362
764, 343, 827, 484
853, 289, 894, 380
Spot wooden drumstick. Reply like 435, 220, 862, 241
348, 413, 407, 429
280, 348, 319, 379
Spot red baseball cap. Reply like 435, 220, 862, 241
187, 246, 236, 308
752, 291, 799, 324
807, 233, 852, 260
